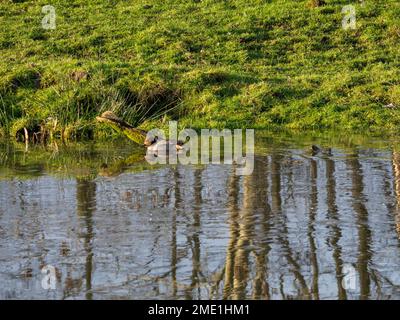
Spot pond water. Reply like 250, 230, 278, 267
1, 132, 400, 300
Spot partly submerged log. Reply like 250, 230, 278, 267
96, 111, 147, 145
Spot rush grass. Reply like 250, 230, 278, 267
1, 0, 400, 139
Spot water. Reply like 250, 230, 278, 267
1, 132, 400, 300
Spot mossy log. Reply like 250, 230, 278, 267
96, 111, 147, 146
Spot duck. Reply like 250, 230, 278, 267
310, 144, 332, 156
144, 135, 185, 157
96, 111, 184, 156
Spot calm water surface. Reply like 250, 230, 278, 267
1, 132, 400, 300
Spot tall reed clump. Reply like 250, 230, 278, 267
108, 81, 183, 128
0, 96, 9, 137
4, 71, 182, 142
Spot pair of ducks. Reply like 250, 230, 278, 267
96, 111, 184, 156
97, 111, 332, 157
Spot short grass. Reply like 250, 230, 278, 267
1, 0, 400, 138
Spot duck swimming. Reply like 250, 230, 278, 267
96, 111, 184, 156
145, 136, 184, 157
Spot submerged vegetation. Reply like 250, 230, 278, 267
1, 0, 400, 140
0, 139, 148, 180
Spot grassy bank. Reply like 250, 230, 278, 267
1, 0, 400, 140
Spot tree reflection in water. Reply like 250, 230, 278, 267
1, 137, 400, 299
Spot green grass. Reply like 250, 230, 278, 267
1, 0, 400, 138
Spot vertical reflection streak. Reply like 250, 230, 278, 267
223, 157, 271, 299
271, 154, 310, 299
186, 168, 203, 299
392, 151, 400, 238
347, 153, 372, 300
232, 174, 253, 299
251, 157, 271, 300
171, 168, 181, 298
223, 171, 240, 299
76, 178, 96, 300
325, 158, 347, 300
308, 159, 319, 300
